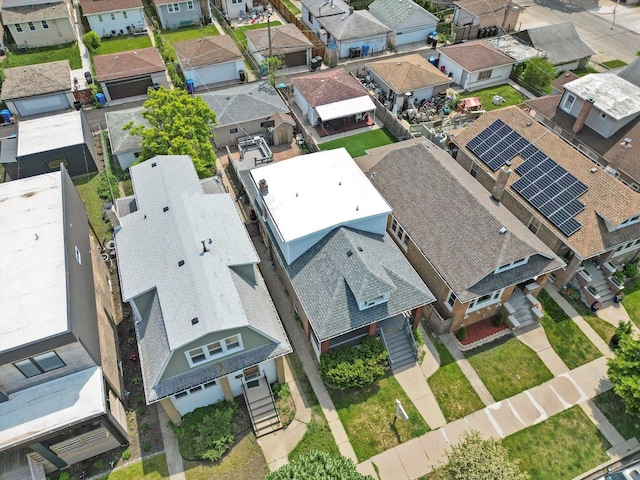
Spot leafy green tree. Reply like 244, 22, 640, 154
261, 56, 283, 87
82, 31, 101, 54
608, 334, 640, 418
431, 431, 529, 480
266, 450, 374, 480
522, 57, 556, 94
125, 88, 217, 178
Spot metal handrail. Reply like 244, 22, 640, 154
404, 319, 419, 360
379, 329, 394, 366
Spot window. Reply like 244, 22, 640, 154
620, 215, 640, 227
403, 233, 409, 246
365, 295, 385, 307
14, 351, 65, 378
613, 239, 640, 256
445, 290, 457, 310
187, 0, 195, 9
189, 386, 202, 394
203, 380, 217, 388
75, 245, 82, 265
98, 14, 103, 22
208, 341, 222, 356
15, 23, 23, 33
562, 94, 576, 113
308, 10, 313, 23
188, 347, 207, 364
478, 70, 492, 80
391, 218, 397, 232
600, 112, 607, 119
110, 12, 116, 20
185, 334, 244, 367
470, 163, 479, 178
123, 11, 128, 18
528, 217, 541, 234
232, 0, 241, 4
46, 159, 68, 170
167, 3, 180, 12
261, 120, 275, 128
495, 257, 529, 274
230, 128, 238, 134
225, 335, 241, 350
175, 391, 188, 399
467, 289, 504, 312
41, 20, 49, 29
27, 21, 36, 31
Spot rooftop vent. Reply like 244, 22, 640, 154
178, 260, 185, 267
201, 239, 210, 253
259, 178, 269, 195
191, 317, 199, 325
347, 250, 353, 257
371, 171, 376, 179
152, 162, 157, 167
163, 206, 169, 212
499, 227, 507, 235
357, 246, 363, 252
621, 138, 633, 149
590, 167, 598, 173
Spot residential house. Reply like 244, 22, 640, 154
524, 72, 640, 190
213, 0, 258, 18
550, 70, 579, 95
365, 54, 451, 113
105, 107, 148, 170
199, 82, 290, 147
356, 138, 564, 332
114, 155, 291, 431
0, 168, 129, 478
291, 68, 376, 135
437, 41, 515, 91
153, 0, 202, 30
514, 22, 595, 72
484, 34, 545, 70
94, 47, 168, 103
174, 35, 244, 88
368, 0, 438, 47
246, 23, 313, 69
1, 60, 75, 117
236, 148, 435, 366
452, 0, 521, 42
79, 0, 146, 37
618, 56, 640, 88
301, 0, 349, 37
2, 0, 75, 47
0, 110, 98, 180
450, 106, 640, 304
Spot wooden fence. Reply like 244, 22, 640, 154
270, 0, 325, 59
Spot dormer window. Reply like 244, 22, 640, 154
494, 257, 529, 274
360, 292, 389, 310
186, 334, 244, 367
620, 215, 640, 227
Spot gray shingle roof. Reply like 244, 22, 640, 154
514, 22, 595, 65
105, 107, 147, 155
618, 57, 640, 88
368, 0, 437, 29
301, 0, 349, 16
199, 82, 288, 127
2, 1, 70, 23
363, 140, 564, 302
2, 60, 70, 100
320, 10, 390, 40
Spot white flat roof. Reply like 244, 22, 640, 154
564, 73, 640, 120
316, 95, 376, 121
0, 367, 106, 450
18, 110, 85, 157
249, 148, 391, 242
0, 172, 68, 352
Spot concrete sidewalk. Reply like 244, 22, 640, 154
516, 324, 569, 375
158, 406, 186, 480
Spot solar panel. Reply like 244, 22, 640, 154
558, 218, 582, 236
565, 200, 585, 217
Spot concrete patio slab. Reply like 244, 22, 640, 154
369, 447, 409, 480
465, 409, 501, 440
508, 391, 546, 427
419, 429, 450, 468
395, 437, 432, 480
485, 400, 525, 438
528, 383, 566, 418
549, 374, 584, 406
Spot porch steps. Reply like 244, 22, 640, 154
507, 290, 537, 330
383, 328, 416, 370
588, 266, 614, 303
242, 378, 281, 438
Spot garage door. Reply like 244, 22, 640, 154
283, 50, 307, 67
106, 76, 153, 100
13, 93, 70, 116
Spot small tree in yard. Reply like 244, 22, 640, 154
261, 56, 283, 87
82, 31, 101, 54
266, 450, 374, 480
431, 431, 529, 480
608, 334, 640, 419
522, 57, 556, 94
125, 88, 217, 178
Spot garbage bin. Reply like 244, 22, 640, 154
239, 69, 246, 82
310, 58, 318, 71
96, 93, 107, 106
1, 109, 11, 124
186, 79, 195, 94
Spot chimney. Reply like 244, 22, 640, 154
259, 178, 269, 195
572, 98, 595, 134
491, 165, 512, 202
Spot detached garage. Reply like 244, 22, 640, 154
94, 47, 169, 104
2, 60, 75, 117
246, 24, 313, 69
174, 36, 245, 89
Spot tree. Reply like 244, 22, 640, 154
431, 431, 529, 480
522, 57, 556, 94
125, 88, 217, 178
265, 450, 374, 480
608, 334, 640, 418
82, 31, 101, 54
261, 56, 283, 87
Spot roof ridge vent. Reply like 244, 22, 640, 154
191, 317, 199, 325
499, 227, 507, 234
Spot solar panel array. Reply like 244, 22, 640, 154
466, 119, 588, 237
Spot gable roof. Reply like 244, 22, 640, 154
270, 111, 295, 128
618, 56, 640, 88
292, 68, 369, 107
367, 54, 451, 93
2, 60, 70, 100
301, 0, 349, 16
514, 22, 595, 64
199, 82, 288, 127
484, 35, 545, 64
454, 0, 513, 16
551, 70, 579, 92
564, 73, 640, 120
79, 0, 143, 14
174, 35, 243, 69
2, 1, 70, 23
438, 41, 514, 71
452, 106, 640, 259
361, 140, 563, 301
105, 107, 148, 154
245, 23, 312, 56
115, 156, 291, 400
94, 47, 165, 82
320, 10, 390, 40
368, 0, 437, 29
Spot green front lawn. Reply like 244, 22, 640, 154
318, 128, 396, 158
96, 36, 152, 55
330, 375, 430, 462
465, 338, 553, 401
6, 43, 82, 69
280, 0, 301, 15
161, 25, 220, 44
427, 337, 484, 422
538, 290, 601, 369
232, 21, 282, 48
593, 390, 640, 441
503, 406, 610, 480
99, 453, 169, 479
566, 297, 616, 345
601, 59, 627, 69
73, 173, 112, 242
458, 85, 526, 112
622, 277, 640, 328
288, 405, 339, 462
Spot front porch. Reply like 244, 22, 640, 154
315, 113, 375, 138
242, 375, 281, 438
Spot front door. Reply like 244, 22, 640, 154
278, 127, 288, 145
243, 365, 260, 381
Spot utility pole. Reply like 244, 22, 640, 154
501, 0, 513, 35
611, 0, 621, 30
267, 5, 273, 81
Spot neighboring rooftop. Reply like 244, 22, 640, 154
292, 68, 369, 107
18, 111, 85, 157
368, 0, 438, 29
1, 1, 70, 23
366, 54, 451, 93
94, 47, 165, 82
245, 23, 313, 56
618, 57, 640, 88
199, 82, 288, 127
79, 0, 143, 14
564, 73, 640, 120
551, 70, 579, 92
105, 107, 148, 154
0, 171, 67, 352
484, 35, 545, 64
360, 139, 563, 301
438, 41, 514, 71
514, 22, 595, 64
301, 0, 349, 16
320, 10, 390, 41
454, 0, 519, 16
174, 35, 243, 68
2, 60, 71, 100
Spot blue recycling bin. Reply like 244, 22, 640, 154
1, 109, 11, 123
96, 93, 107, 106
259, 64, 268, 76
362, 44, 370, 56
186, 79, 195, 94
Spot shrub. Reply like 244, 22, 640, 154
611, 320, 634, 348
93, 460, 103, 469
136, 406, 146, 416
142, 441, 152, 452
140, 422, 149, 430
456, 325, 467, 341
121, 449, 131, 460
624, 262, 638, 278
273, 382, 291, 400
492, 312, 505, 327
562, 286, 581, 302
58, 473, 70, 480
320, 337, 387, 390
82, 31, 101, 53
97, 170, 118, 202
614, 270, 626, 283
